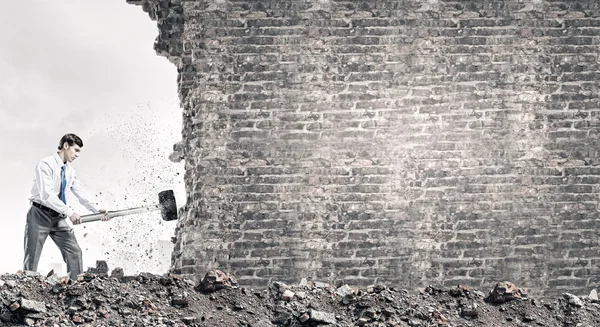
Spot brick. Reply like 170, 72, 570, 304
547, 279, 589, 288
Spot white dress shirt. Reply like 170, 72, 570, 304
29, 153, 99, 218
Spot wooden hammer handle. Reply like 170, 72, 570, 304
80, 205, 160, 223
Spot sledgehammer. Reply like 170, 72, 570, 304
80, 190, 178, 223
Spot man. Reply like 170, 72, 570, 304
24, 133, 109, 280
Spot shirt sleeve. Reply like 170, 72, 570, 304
35, 161, 74, 218
71, 171, 100, 214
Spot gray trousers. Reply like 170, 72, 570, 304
23, 205, 82, 280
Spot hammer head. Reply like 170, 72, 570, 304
158, 190, 178, 221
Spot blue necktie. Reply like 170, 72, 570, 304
59, 166, 66, 204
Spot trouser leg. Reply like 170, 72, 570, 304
49, 218, 82, 280
23, 206, 51, 272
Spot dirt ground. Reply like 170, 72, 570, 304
1, 269, 599, 327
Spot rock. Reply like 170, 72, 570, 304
171, 294, 189, 307
6, 281, 16, 288
111, 267, 124, 279
314, 281, 331, 289
2, 269, 600, 327
9, 302, 20, 311
590, 289, 598, 300
21, 299, 47, 313
383, 308, 395, 317
272, 310, 294, 325
522, 315, 535, 322
282, 290, 294, 301
337, 284, 357, 304
93, 296, 106, 306
367, 284, 387, 293
460, 302, 478, 317
431, 310, 449, 325
46, 274, 61, 286
449, 285, 474, 297
24, 312, 45, 319
273, 281, 289, 293
299, 312, 310, 322
96, 260, 109, 274
564, 293, 584, 307
72, 315, 84, 323
336, 284, 356, 297
299, 278, 308, 287
182, 316, 196, 325
309, 309, 336, 324
196, 270, 238, 293
80, 272, 97, 282
0, 280, 4, 287
485, 281, 524, 303
0, 310, 11, 322
425, 284, 446, 295
255, 318, 275, 326
23, 318, 35, 326
473, 290, 486, 298
23, 271, 40, 277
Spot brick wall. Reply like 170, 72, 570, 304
129, 0, 600, 297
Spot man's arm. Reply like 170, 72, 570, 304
35, 161, 74, 217
71, 173, 100, 214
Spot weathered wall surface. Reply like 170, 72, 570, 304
129, 0, 600, 297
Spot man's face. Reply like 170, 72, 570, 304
64, 144, 81, 163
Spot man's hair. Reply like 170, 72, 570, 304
57, 133, 84, 150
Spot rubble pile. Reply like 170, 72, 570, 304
1, 269, 600, 327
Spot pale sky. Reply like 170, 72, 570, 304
0, 1, 185, 276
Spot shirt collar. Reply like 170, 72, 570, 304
53, 153, 67, 168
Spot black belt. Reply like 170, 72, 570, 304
31, 202, 62, 216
